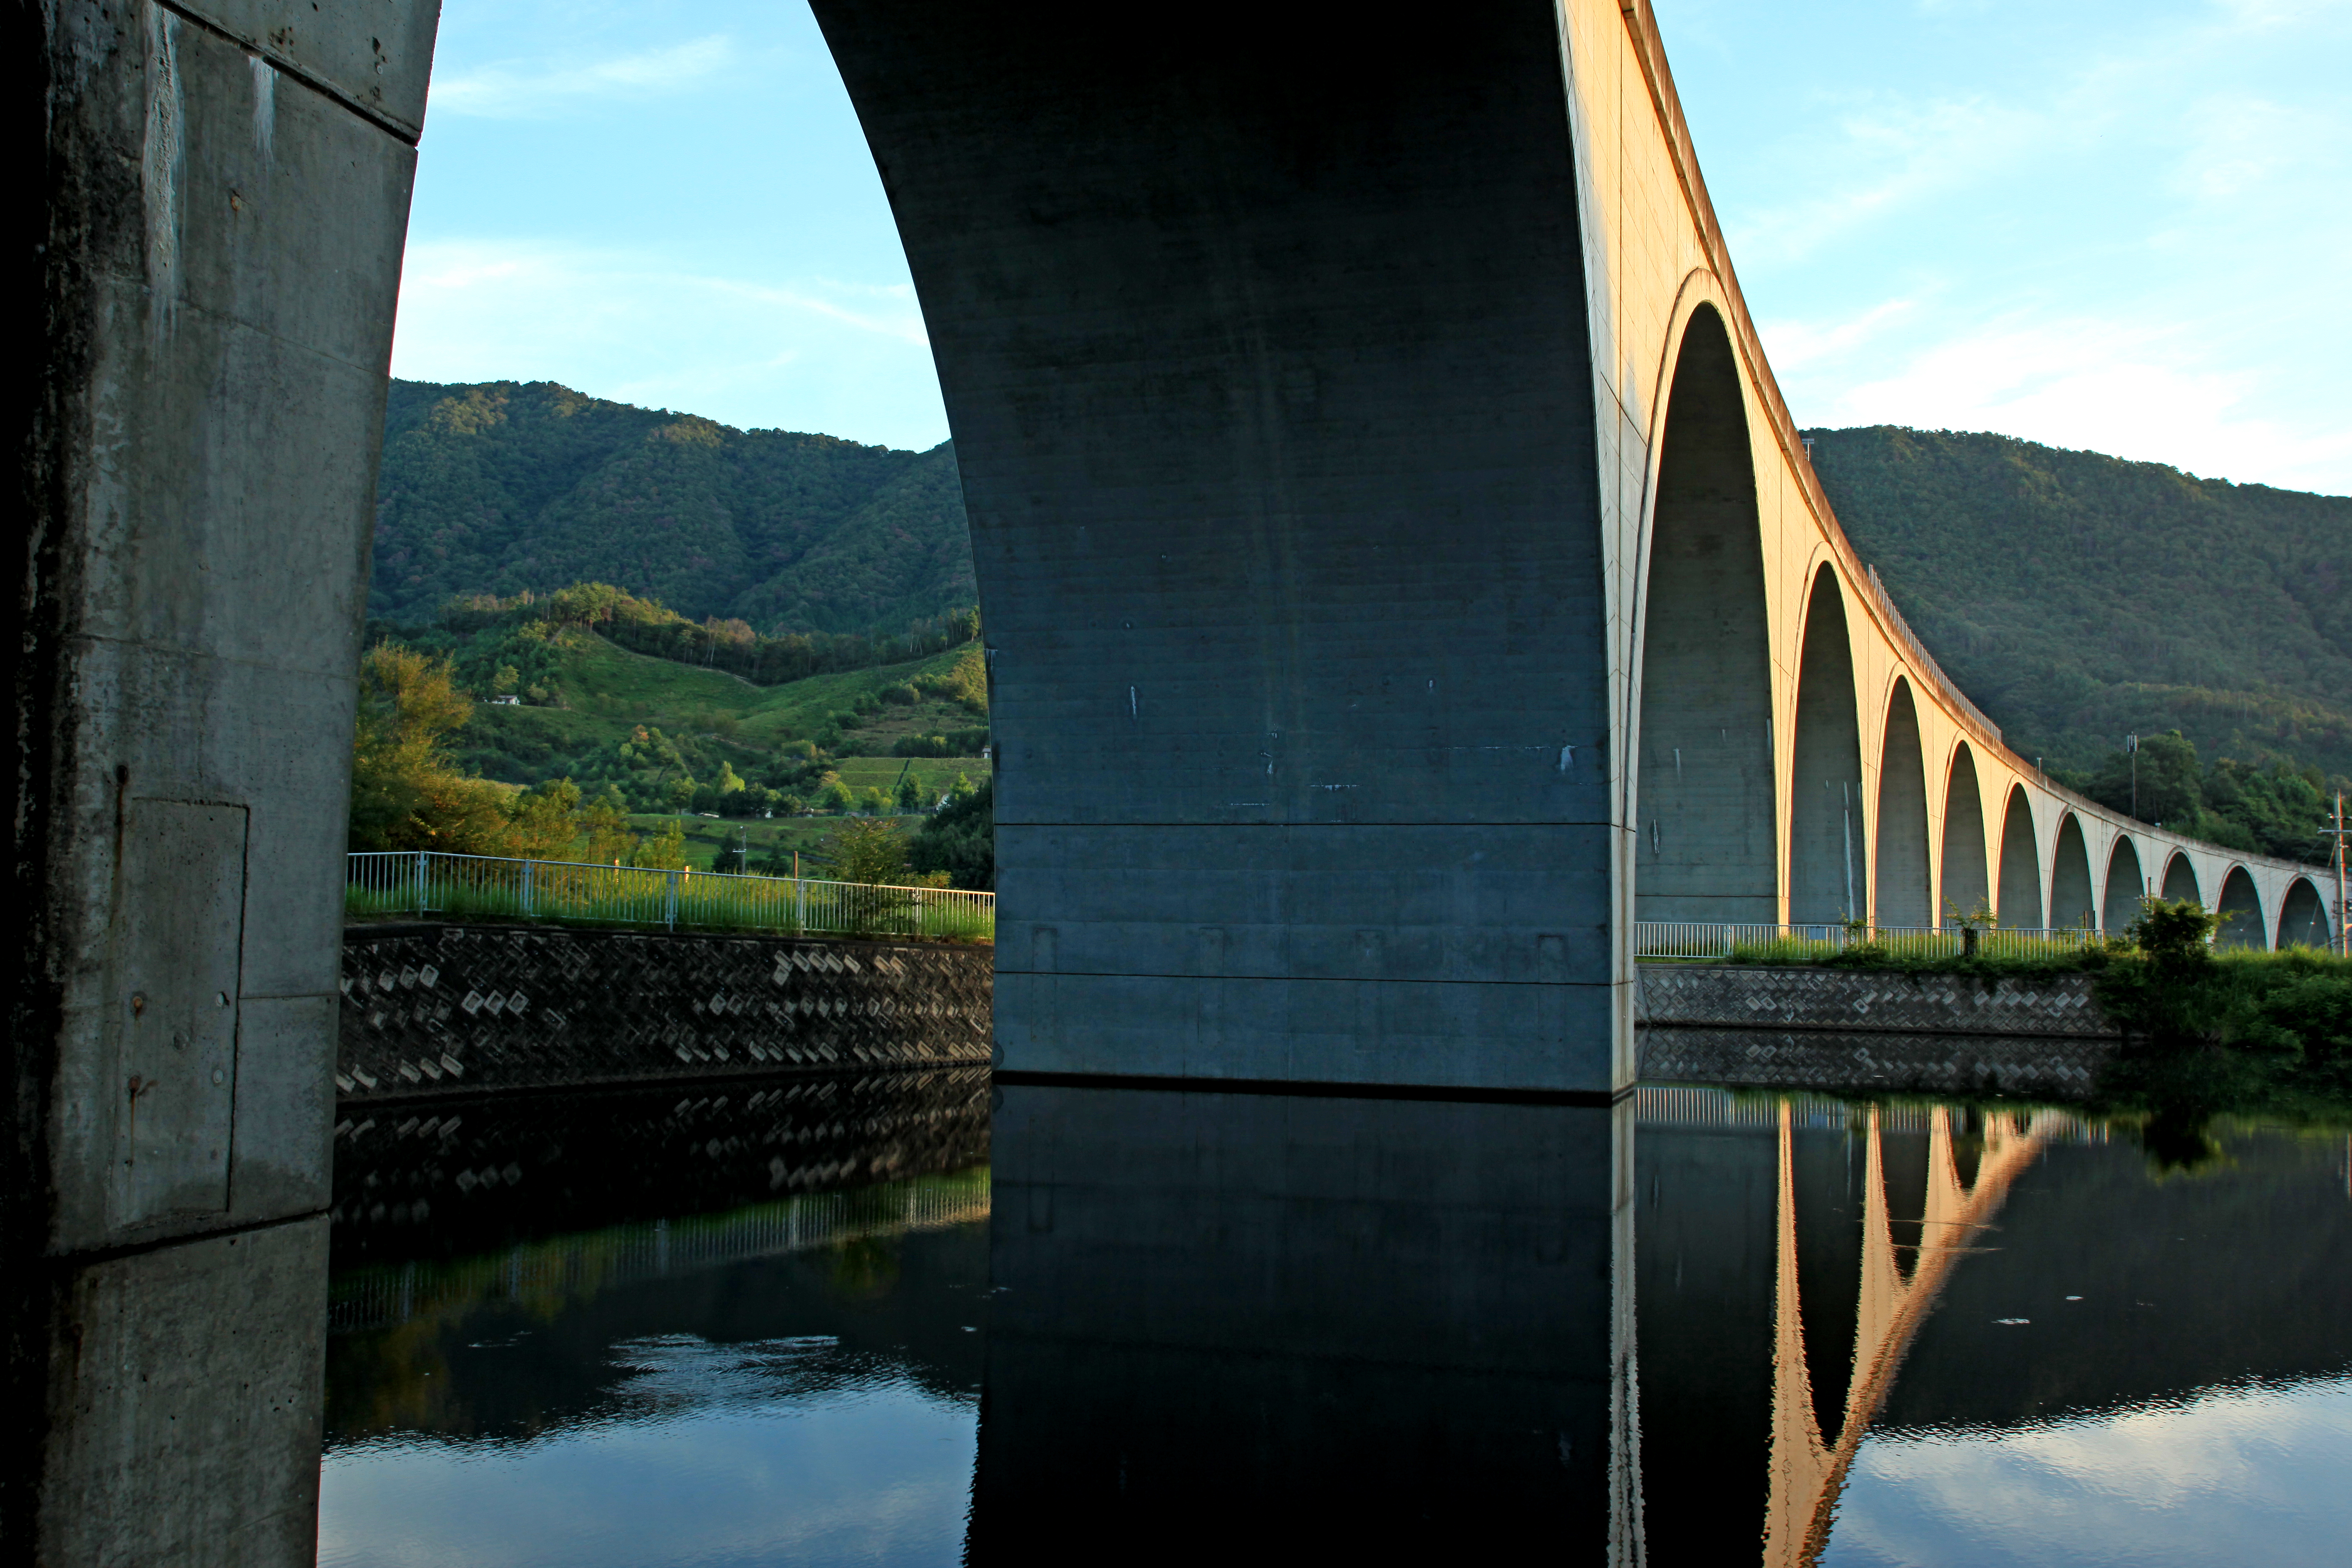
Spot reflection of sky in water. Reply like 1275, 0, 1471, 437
1825, 1377, 2352, 1568
319, 1336, 975, 1568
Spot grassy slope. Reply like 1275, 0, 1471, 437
454, 634, 991, 853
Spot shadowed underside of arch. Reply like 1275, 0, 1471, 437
1874, 681, 1931, 927
2049, 814, 2094, 932
1940, 747, 1990, 926
1997, 788, 2043, 930
2103, 838, 2146, 934
2278, 877, 2336, 949
2216, 867, 2266, 950
1790, 570, 1867, 925
1635, 306, 1775, 923
2163, 853, 2203, 905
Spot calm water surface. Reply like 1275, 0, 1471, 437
320, 1070, 2352, 1566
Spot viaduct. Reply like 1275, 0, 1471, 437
5, 0, 2339, 1560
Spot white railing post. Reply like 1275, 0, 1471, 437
414, 851, 428, 915
665, 870, 679, 930
522, 859, 534, 918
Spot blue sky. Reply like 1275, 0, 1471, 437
392, 0, 2352, 493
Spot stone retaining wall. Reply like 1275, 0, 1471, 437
1637, 963, 2116, 1038
1637, 1027, 2112, 1100
340, 923, 992, 1103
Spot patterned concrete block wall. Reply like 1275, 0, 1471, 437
1637, 964, 2116, 1039
340, 923, 992, 1103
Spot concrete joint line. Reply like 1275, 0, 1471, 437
1007, 969, 1614, 987
39, 1204, 328, 1269
149, 0, 423, 147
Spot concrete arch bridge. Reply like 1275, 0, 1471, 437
805, 0, 2339, 1091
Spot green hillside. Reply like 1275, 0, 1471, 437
372, 380, 975, 632
1808, 426, 2352, 781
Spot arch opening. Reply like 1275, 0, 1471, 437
2277, 877, 2337, 949
1633, 306, 1776, 922
1790, 568, 1867, 926
1939, 745, 1989, 925
2161, 853, 2202, 905
1996, 787, 2043, 929
2215, 867, 2266, 950
2048, 814, 2095, 932
1874, 680, 1932, 928
2102, 837, 2147, 934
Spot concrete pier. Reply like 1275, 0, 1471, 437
8, 3, 436, 1560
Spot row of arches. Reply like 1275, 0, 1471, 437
1632, 304, 2338, 952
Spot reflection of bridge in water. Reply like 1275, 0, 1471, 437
1759, 1099, 2057, 1565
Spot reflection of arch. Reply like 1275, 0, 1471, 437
2278, 877, 2337, 949
1874, 681, 1931, 927
2161, 852, 2202, 905
2215, 867, 2266, 950
1996, 786, 2043, 929
1939, 745, 1989, 925
1790, 569, 1867, 924
2102, 837, 2147, 934
2048, 813, 2094, 931
1764, 1101, 2050, 1566
1633, 305, 1777, 922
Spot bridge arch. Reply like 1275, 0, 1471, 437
1632, 302, 1775, 922
2277, 877, 2337, 949
2102, 836, 2148, 934
1939, 744, 1991, 924
2161, 852, 2203, 905
2048, 813, 2095, 931
1874, 679, 1932, 927
2215, 866, 2267, 950
1997, 786, 2044, 929
1790, 567, 1867, 924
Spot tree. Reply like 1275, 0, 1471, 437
348, 644, 511, 853
857, 785, 891, 816
895, 771, 926, 813
825, 817, 911, 885
631, 819, 688, 869
578, 785, 638, 864
504, 778, 583, 859
910, 779, 993, 890
2081, 730, 2201, 827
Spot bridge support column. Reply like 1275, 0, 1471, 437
7, 3, 436, 1559
816, 0, 1624, 1093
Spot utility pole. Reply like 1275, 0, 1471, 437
2126, 735, 2139, 821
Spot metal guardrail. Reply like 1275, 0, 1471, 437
348, 850, 993, 942
1635, 921, 2102, 962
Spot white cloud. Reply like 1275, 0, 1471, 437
389, 240, 944, 449
1823, 1377, 2352, 1568
429, 36, 734, 119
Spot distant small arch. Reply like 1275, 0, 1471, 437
1997, 786, 2043, 929
2277, 877, 2337, 949
2160, 852, 2202, 905
2215, 866, 2265, 950
2048, 814, 2094, 931
2102, 837, 2147, 934
1939, 744, 1989, 924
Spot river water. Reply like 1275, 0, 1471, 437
318, 1070, 2352, 1567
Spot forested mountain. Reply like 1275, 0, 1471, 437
369, 382, 2348, 848
1808, 427, 2352, 787
371, 380, 975, 632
